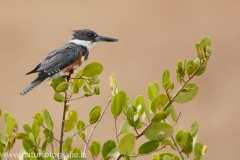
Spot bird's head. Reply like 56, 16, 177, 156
70, 29, 118, 49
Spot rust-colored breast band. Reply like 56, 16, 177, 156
62, 52, 82, 73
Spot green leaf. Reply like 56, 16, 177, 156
90, 105, 101, 115
82, 62, 103, 77
72, 82, 80, 94
50, 77, 66, 91
0, 132, 5, 144
195, 44, 204, 60
195, 65, 207, 76
53, 93, 65, 102
164, 82, 174, 93
56, 82, 69, 93
63, 136, 73, 153
37, 134, 41, 146
92, 75, 100, 84
151, 112, 167, 123
190, 121, 199, 138
109, 74, 118, 94
71, 147, 82, 157
89, 109, 100, 124
107, 147, 120, 159
144, 122, 174, 141
0, 109, 1, 117
148, 84, 159, 101
175, 83, 198, 103
90, 140, 101, 156
77, 120, 86, 140
151, 94, 169, 113
3, 112, 10, 123
22, 138, 35, 153
175, 132, 193, 154
135, 95, 145, 115
0, 144, 4, 158
162, 69, 170, 87
171, 106, 177, 122
118, 133, 136, 155
200, 36, 212, 48
111, 92, 125, 117
127, 106, 134, 125
102, 140, 116, 159
194, 142, 203, 159
43, 109, 54, 130
144, 99, 151, 122
164, 105, 173, 116
6, 115, 14, 136
31, 120, 40, 139
186, 65, 193, 76
119, 120, 133, 135
153, 81, 160, 92
43, 128, 54, 144
138, 140, 159, 154
118, 90, 127, 106
42, 137, 49, 152
65, 110, 78, 132
161, 139, 176, 150
158, 153, 180, 160
94, 86, 100, 95
28, 132, 35, 144
23, 123, 32, 134
34, 112, 44, 126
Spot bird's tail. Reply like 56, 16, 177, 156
20, 80, 44, 96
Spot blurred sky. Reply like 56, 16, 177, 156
0, 1, 240, 160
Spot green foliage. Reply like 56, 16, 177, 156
111, 91, 126, 117
43, 109, 54, 130
77, 120, 86, 140
90, 140, 101, 156
175, 83, 198, 103
82, 62, 103, 77
64, 110, 78, 132
144, 122, 174, 141
148, 84, 159, 101
118, 133, 136, 155
102, 140, 116, 159
138, 140, 159, 154
0, 37, 212, 160
53, 93, 65, 102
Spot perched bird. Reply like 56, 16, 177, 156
20, 29, 118, 95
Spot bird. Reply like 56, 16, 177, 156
20, 29, 118, 95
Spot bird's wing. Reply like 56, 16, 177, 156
30, 44, 88, 83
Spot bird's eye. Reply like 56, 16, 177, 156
88, 33, 94, 37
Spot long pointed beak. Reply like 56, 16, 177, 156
95, 36, 119, 42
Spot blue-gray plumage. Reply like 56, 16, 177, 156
20, 29, 118, 95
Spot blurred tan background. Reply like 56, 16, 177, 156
0, 1, 240, 160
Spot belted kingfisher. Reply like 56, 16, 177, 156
20, 29, 118, 95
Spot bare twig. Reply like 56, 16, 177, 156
42, 125, 60, 143
71, 124, 90, 137
170, 135, 185, 160
114, 117, 119, 143
83, 97, 112, 155
69, 93, 94, 101
69, 95, 85, 101
126, 146, 164, 157
84, 140, 96, 160
173, 112, 182, 127
59, 72, 72, 160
